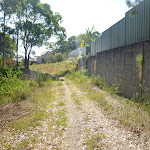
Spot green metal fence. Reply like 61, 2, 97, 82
68, 0, 150, 58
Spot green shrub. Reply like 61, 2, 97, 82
91, 75, 105, 89
55, 53, 65, 62
0, 67, 36, 104
50, 53, 65, 63
46, 60, 51, 64
50, 54, 57, 63
36, 71, 49, 87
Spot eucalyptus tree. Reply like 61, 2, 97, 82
68, 36, 78, 51
16, 0, 66, 69
0, 0, 22, 66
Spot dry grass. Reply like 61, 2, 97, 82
30, 58, 77, 75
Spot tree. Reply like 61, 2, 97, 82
0, 32, 16, 57
126, 0, 143, 7
15, 0, 66, 69
68, 36, 78, 51
0, 0, 21, 66
50, 40, 69, 54
47, 35, 78, 54
126, 0, 143, 16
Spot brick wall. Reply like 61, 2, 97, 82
87, 40, 150, 98
87, 56, 96, 75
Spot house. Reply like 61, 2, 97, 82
37, 53, 51, 64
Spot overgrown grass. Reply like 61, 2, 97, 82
30, 57, 78, 75
36, 71, 50, 87
91, 74, 121, 94
0, 79, 53, 149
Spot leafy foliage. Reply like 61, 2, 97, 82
0, 0, 66, 69
77, 26, 100, 47
126, 0, 143, 7
48, 36, 77, 54
0, 33, 16, 57
0, 67, 31, 104
36, 71, 50, 87
50, 53, 65, 63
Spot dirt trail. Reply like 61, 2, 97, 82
60, 78, 149, 150
0, 78, 149, 149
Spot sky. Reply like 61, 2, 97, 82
20, 0, 131, 57
41, 0, 130, 38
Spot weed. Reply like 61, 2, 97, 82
83, 133, 106, 149
58, 101, 65, 106
84, 117, 91, 120
57, 81, 63, 86
136, 53, 143, 80
56, 109, 68, 127
10, 109, 47, 132
91, 74, 120, 94
36, 71, 49, 87
84, 128, 91, 134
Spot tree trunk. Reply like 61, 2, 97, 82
25, 55, 27, 69
0, 33, 1, 54
2, 12, 6, 67
16, 29, 19, 67
27, 54, 30, 70
24, 46, 28, 69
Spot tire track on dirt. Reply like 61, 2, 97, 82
61, 78, 149, 150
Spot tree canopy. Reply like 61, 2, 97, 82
48, 35, 78, 54
47, 27, 100, 54
126, 0, 143, 7
0, 0, 66, 68
0, 33, 16, 57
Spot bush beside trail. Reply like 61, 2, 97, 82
0, 67, 50, 105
